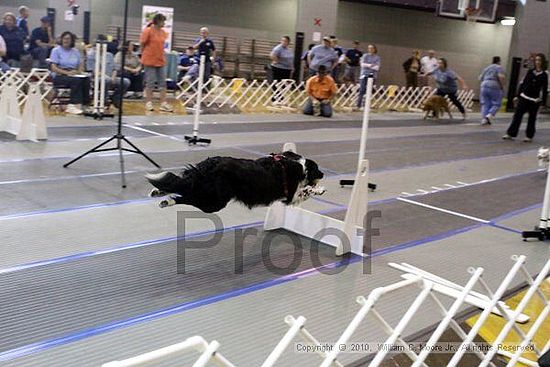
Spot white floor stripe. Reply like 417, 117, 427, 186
431, 186, 443, 190
456, 181, 469, 185
396, 197, 491, 224
444, 184, 457, 188
123, 124, 187, 142
417, 189, 430, 194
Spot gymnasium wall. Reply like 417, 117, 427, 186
335, 2, 514, 92
90, 0, 298, 42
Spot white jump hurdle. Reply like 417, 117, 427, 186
0, 80, 22, 135
101, 336, 235, 367
263, 77, 374, 257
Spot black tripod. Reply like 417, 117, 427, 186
63, 0, 160, 187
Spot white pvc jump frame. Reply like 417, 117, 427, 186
102, 255, 549, 367
263, 77, 375, 257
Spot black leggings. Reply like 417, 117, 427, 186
53, 75, 90, 105
506, 97, 540, 139
436, 89, 465, 114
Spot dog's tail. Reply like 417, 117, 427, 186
145, 171, 186, 194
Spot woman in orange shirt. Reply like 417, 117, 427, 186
140, 13, 172, 112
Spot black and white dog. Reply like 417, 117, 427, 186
146, 151, 326, 213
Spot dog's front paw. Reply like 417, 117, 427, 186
159, 197, 176, 208
149, 188, 166, 198
313, 186, 327, 195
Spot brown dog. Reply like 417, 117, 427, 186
422, 95, 453, 120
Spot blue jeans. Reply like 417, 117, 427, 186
480, 87, 503, 118
303, 98, 332, 117
30, 47, 50, 68
357, 76, 376, 107
0, 61, 9, 72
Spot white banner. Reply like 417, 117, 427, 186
141, 5, 174, 52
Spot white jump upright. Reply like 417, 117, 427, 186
85, 42, 114, 120
184, 55, 211, 145
17, 83, 48, 141
0, 80, 22, 135
522, 158, 550, 241
263, 77, 374, 256
101, 336, 235, 367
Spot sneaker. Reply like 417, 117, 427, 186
159, 102, 174, 113
502, 134, 514, 140
523, 137, 533, 143
481, 118, 490, 126
65, 104, 83, 115
145, 101, 154, 112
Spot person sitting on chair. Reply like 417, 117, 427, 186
49, 31, 90, 115
303, 65, 337, 118
86, 35, 130, 109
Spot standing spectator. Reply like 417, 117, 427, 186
433, 58, 468, 119
270, 35, 294, 102
49, 31, 90, 115
479, 56, 506, 125
29, 16, 54, 68
307, 37, 337, 77
420, 49, 438, 87
301, 43, 315, 80
403, 50, 421, 88
503, 53, 548, 142
0, 12, 26, 66
115, 41, 143, 98
192, 27, 216, 82
16, 6, 29, 39
303, 65, 337, 118
330, 36, 344, 83
421, 50, 438, 75
0, 34, 9, 72
357, 44, 380, 108
140, 13, 173, 112
343, 41, 362, 84
270, 35, 294, 81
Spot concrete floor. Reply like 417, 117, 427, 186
0, 111, 549, 366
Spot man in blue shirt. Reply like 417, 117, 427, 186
0, 12, 26, 65
192, 27, 216, 82
29, 16, 54, 68
16, 6, 29, 39
307, 36, 337, 77
178, 46, 195, 80
343, 41, 362, 84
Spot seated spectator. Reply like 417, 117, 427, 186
86, 35, 130, 109
178, 46, 195, 80
307, 37, 337, 77
303, 65, 337, 118
115, 40, 143, 98
50, 31, 90, 115
16, 6, 29, 39
29, 16, 54, 68
0, 35, 9, 72
0, 12, 27, 66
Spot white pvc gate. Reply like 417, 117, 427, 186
176, 76, 475, 113
101, 255, 549, 367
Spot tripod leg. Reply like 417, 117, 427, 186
63, 136, 117, 168
118, 137, 127, 188
122, 136, 161, 169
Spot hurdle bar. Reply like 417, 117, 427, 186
101, 336, 235, 367
184, 55, 211, 146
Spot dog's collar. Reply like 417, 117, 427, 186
270, 154, 289, 198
